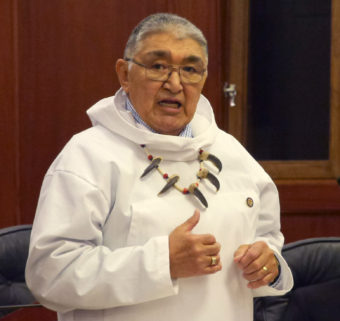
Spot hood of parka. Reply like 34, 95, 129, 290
86, 88, 219, 161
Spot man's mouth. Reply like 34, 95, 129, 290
158, 100, 182, 108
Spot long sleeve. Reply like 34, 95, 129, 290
25, 171, 178, 313
252, 174, 293, 296
225, 134, 294, 297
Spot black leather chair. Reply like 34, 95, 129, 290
254, 237, 340, 321
0, 225, 37, 318
1, 225, 339, 320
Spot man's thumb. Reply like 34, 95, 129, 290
183, 209, 200, 232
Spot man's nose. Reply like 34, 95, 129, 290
163, 69, 183, 92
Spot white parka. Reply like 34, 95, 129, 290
26, 88, 293, 321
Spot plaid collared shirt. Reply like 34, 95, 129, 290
126, 97, 193, 138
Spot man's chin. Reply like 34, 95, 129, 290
154, 124, 185, 136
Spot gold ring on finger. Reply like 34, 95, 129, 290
262, 266, 268, 272
210, 256, 217, 266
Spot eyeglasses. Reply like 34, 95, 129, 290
125, 58, 206, 84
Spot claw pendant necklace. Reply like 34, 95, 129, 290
140, 144, 222, 208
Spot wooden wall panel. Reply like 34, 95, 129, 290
277, 180, 340, 214
281, 213, 340, 243
278, 180, 340, 243
17, 0, 122, 224
0, 0, 20, 227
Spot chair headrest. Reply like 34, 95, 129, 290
282, 237, 340, 287
0, 225, 35, 317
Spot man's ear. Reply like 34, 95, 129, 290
116, 59, 129, 93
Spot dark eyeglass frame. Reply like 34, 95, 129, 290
125, 58, 206, 84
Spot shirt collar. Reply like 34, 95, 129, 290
125, 97, 193, 138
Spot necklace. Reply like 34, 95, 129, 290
140, 144, 222, 208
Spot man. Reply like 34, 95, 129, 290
26, 13, 293, 321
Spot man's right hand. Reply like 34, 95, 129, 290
169, 209, 222, 278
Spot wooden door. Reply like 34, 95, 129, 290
226, 0, 340, 242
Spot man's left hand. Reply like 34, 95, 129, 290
233, 241, 279, 289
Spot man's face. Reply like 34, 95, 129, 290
117, 32, 207, 136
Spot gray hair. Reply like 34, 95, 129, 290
123, 13, 208, 60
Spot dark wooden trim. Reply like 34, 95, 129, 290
276, 179, 340, 214
225, 0, 249, 141
281, 212, 340, 243
1, 306, 57, 321
331, 0, 340, 177
261, 160, 334, 179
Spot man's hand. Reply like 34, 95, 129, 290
169, 209, 222, 278
234, 241, 279, 289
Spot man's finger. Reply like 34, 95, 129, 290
236, 242, 265, 268
202, 242, 221, 255
181, 209, 200, 232
247, 272, 276, 289
233, 244, 250, 263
